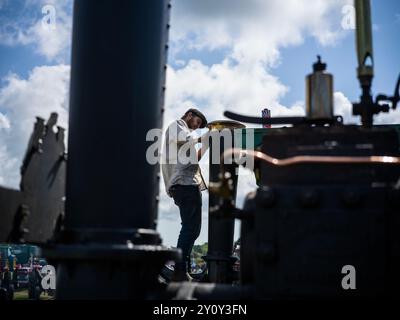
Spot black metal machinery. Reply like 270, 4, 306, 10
213, 0, 400, 298
0, 113, 66, 300
0, 114, 66, 245
0, 0, 399, 300
43, 0, 179, 299
204, 120, 245, 284
229, 124, 400, 298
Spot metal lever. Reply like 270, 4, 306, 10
224, 111, 343, 126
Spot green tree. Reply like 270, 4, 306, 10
191, 242, 208, 266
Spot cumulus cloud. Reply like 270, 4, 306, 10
27, 1, 72, 61
163, 0, 354, 132
0, 146, 19, 186
0, 112, 10, 129
0, 64, 70, 188
170, 0, 351, 65
163, 58, 304, 131
374, 108, 400, 124
0, 0, 72, 62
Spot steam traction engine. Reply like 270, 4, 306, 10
0, 0, 399, 299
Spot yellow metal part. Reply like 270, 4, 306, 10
207, 120, 245, 199
355, 0, 374, 78
206, 120, 245, 130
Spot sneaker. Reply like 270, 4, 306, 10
159, 264, 174, 282
171, 262, 193, 282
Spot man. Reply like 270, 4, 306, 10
162, 108, 209, 281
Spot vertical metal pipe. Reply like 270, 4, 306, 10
205, 121, 244, 283
355, 0, 374, 79
354, 0, 375, 127
66, 0, 169, 231
45, 0, 179, 299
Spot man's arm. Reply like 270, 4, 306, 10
169, 120, 210, 161
196, 131, 210, 161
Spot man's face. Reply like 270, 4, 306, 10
187, 114, 202, 130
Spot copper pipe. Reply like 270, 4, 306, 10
222, 148, 400, 167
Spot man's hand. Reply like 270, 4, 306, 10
197, 130, 210, 161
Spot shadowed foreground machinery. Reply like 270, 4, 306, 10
224, 124, 400, 298
0, 0, 400, 299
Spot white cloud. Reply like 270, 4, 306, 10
164, 58, 304, 130
0, 20, 32, 47
0, 145, 19, 186
334, 91, 400, 125
170, 0, 351, 66
374, 108, 400, 125
0, 64, 70, 188
0, 0, 72, 62
334, 91, 359, 124
164, 0, 355, 131
27, 4, 72, 61
0, 112, 10, 129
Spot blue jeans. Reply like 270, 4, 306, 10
170, 185, 202, 270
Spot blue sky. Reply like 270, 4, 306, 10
274, 0, 400, 107
0, 0, 399, 247
0, 0, 72, 77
